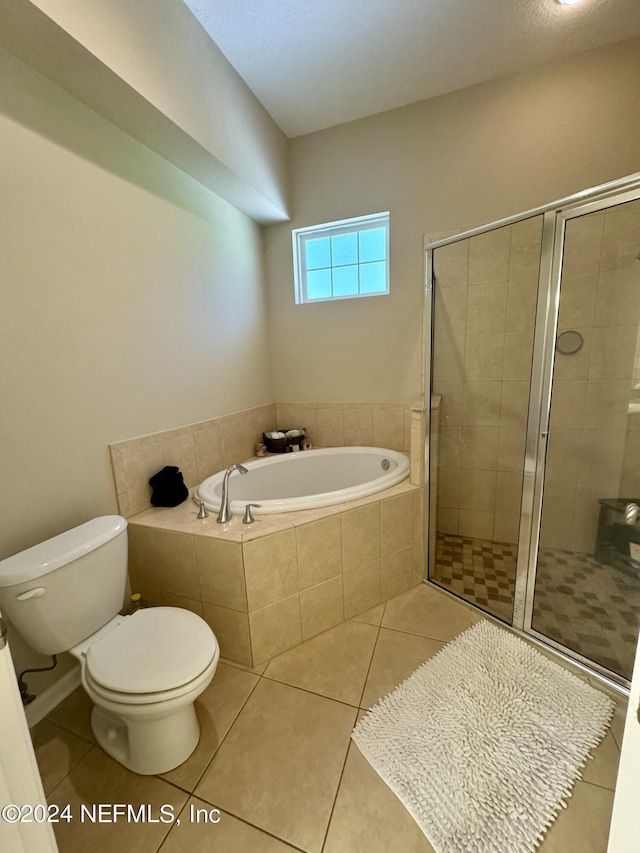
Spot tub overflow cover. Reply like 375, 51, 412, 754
381, 458, 390, 471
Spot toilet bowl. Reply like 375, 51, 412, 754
72, 606, 219, 775
0, 516, 221, 776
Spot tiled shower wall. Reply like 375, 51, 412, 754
432, 216, 543, 544
542, 200, 640, 553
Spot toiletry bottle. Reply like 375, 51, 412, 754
130, 592, 147, 612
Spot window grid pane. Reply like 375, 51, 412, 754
295, 214, 389, 303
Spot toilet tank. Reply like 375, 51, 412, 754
0, 516, 128, 655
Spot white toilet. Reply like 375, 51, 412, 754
0, 515, 219, 775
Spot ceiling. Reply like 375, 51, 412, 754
182, 0, 640, 138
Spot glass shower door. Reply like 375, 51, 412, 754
528, 198, 640, 680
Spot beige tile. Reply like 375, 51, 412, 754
413, 542, 426, 584
542, 473, 578, 520
601, 202, 640, 271
381, 546, 414, 600
506, 279, 538, 332
297, 516, 342, 590
468, 226, 511, 284
432, 332, 466, 383
558, 273, 598, 328
459, 468, 497, 513
498, 427, 526, 473
31, 719, 93, 796
495, 471, 524, 517
583, 380, 632, 431
581, 730, 620, 791
195, 537, 246, 611
462, 381, 502, 427
549, 380, 587, 430
432, 380, 464, 426
220, 656, 268, 675
466, 282, 507, 335
609, 697, 628, 750
300, 576, 344, 640
343, 560, 382, 618
537, 780, 613, 853
438, 467, 460, 508
219, 420, 247, 469
458, 509, 494, 539
243, 529, 297, 611
316, 408, 345, 447
432, 238, 469, 288
588, 325, 637, 379
500, 380, 530, 428
249, 594, 302, 664
109, 446, 126, 496
194, 425, 223, 481
562, 213, 605, 275
159, 591, 203, 616
341, 502, 381, 571
161, 433, 198, 489
162, 798, 298, 852
361, 627, 444, 709
195, 678, 356, 853
438, 425, 462, 468
503, 331, 533, 381
381, 492, 414, 556
161, 663, 259, 791
343, 407, 374, 445
413, 487, 425, 543
128, 526, 199, 599
324, 744, 436, 853
437, 507, 459, 535
493, 512, 520, 544
265, 620, 378, 706
509, 216, 543, 280
202, 603, 252, 666
352, 603, 385, 626
373, 407, 405, 451
382, 584, 481, 641
464, 333, 505, 381
435, 283, 467, 333
239, 411, 261, 459
122, 442, 164, 515
46, 686, 95, 744
49, 748, 188, 853
461, 426, 499, 470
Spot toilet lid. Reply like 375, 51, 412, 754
86, 607, 217, 694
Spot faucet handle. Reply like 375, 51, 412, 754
197, 500, 209, 519
243, 504, 262, 524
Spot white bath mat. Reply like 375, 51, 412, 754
352, 620, 614, 853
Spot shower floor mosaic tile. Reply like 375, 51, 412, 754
433, 532, 640, 680
32, 583, 623, 853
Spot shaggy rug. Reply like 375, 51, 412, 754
352, 620, 614, 853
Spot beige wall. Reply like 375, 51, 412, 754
5, 0, 289, 222
0, 49, 274, 561
264, 38, 640, 404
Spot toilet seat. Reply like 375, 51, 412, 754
85, 606, 218, 697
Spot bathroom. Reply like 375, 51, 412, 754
1, 0, 640, 850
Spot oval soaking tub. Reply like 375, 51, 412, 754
195, 447, 409, 515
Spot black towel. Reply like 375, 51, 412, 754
148, 466, 188, 507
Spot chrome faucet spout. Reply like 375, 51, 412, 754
217, 464, 249, 523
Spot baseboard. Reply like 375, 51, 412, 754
25, 666, 81, 728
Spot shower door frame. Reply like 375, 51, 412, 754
424, 171, 640, 690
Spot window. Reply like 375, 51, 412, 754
292, 212, 389, 304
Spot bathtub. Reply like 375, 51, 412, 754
195, 446, 409, 515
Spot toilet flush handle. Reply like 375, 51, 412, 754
16, 587, 46, 601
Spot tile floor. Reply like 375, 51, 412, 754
33, 584, 626, 853
433, 532, 640, 680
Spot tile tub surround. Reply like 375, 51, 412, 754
127, 480, 426, 666
109, 404, 277, 517
109, 400, 425, 518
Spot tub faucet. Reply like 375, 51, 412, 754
217, 464, 248, 523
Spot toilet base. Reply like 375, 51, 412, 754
91, 701, 200, 775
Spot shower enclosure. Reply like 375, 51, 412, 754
425, 173, 640, 688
